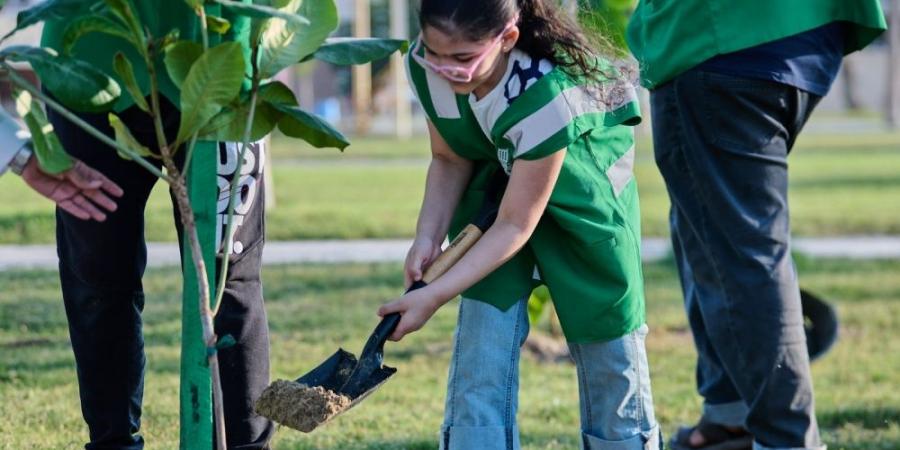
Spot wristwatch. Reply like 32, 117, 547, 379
1, 110, 34, 177
9, 143, 34, 176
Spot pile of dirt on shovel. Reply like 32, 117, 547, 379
255, 380, 351, 432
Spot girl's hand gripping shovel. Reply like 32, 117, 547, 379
255, 171, 508, 432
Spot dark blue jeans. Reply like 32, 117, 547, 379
49, 99, 274, 450
650, 69, 824, 450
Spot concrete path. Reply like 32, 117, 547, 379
1, 236, 898, 271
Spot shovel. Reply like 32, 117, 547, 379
256, 170, 508, 432
800, 288, 839, 362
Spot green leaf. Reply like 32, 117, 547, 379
258, 80, 298, 105
306, 38, 408, 65
199, 81, 297, 141
176, 41, 247, 145
103, 0, 147, 49
108, 113, 156, 160
200, 96, 282, 142
213, 0, 309, 28
183, 0, 204, 8
159, 28, 182, 51
164, 41, 203, 90
258, 0, 338, 78
527, 286, 552, 326
112, 52, 149, 112
271, 102, 348, 150
61, 15, 135, 55
14, 90, 74, 174
3, 0, 104, 42
3, 46, 121, 113
206, 15, 232, 34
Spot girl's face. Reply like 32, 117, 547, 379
419, 24, 519, 95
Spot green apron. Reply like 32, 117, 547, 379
406, 44, 646, 343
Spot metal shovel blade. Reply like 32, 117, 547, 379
256, 314, 400, 433
294, 348, 397, 401
800, 288, 839, 362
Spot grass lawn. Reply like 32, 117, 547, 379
1, 258, 898, 449
0, 131, 898, 244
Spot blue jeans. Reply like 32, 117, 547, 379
650, 69, 824, 450
440, 298, 660, 450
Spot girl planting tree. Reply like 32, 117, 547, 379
377, 0, 661, 449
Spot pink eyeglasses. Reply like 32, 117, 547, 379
412, 21, 516, 83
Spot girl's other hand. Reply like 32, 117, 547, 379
404, 236, 442, 289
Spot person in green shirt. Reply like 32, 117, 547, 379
39, 3, 274, 449
627, 2, 886, 450
376, 1, 660, 449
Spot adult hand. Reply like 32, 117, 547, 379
21, 156, 124, 221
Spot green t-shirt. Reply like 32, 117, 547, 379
626, 0, 887, 89
406, 44, 645, 343
41, 1, 252, 111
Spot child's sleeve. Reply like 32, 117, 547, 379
501, 76, 641, 162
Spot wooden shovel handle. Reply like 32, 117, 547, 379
421, 224, 483, 284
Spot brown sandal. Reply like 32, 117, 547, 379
669, 420, 753, 450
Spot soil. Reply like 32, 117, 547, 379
254, 380, 351, 432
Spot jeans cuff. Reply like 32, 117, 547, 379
703, 400, 748, 427
440, 425, 519, 450
753, 441, 826, 450
582, 425, 661, 450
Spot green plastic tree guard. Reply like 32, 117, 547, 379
179, 140, 218, 450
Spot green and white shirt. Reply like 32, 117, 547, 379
407, 41, 647, 343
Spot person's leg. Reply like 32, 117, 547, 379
653, 82, 750, 432
568, 324, 661, 450
173, 139, 274, 449
669, 210, 752, 450
673, 204, 750, 427
441, 298, 529, 450
50, 104, 163, 450
651, 69, 823, 450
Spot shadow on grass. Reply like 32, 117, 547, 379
0, 357, 74, 382
284, 433, 585, 450
0, 211, 56, 245
791, 175, 900, 191
298, 440, 438, 450
819, 407, 900, 450
820, 407, 900, 431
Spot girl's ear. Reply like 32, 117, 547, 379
501, 26, 520, 52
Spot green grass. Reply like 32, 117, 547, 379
1, 132, 899, 244
270, 132, 432, 161
1, 258, 898, 449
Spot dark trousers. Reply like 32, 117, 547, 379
48, 99, 275, 450
650, 69, 823, 449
